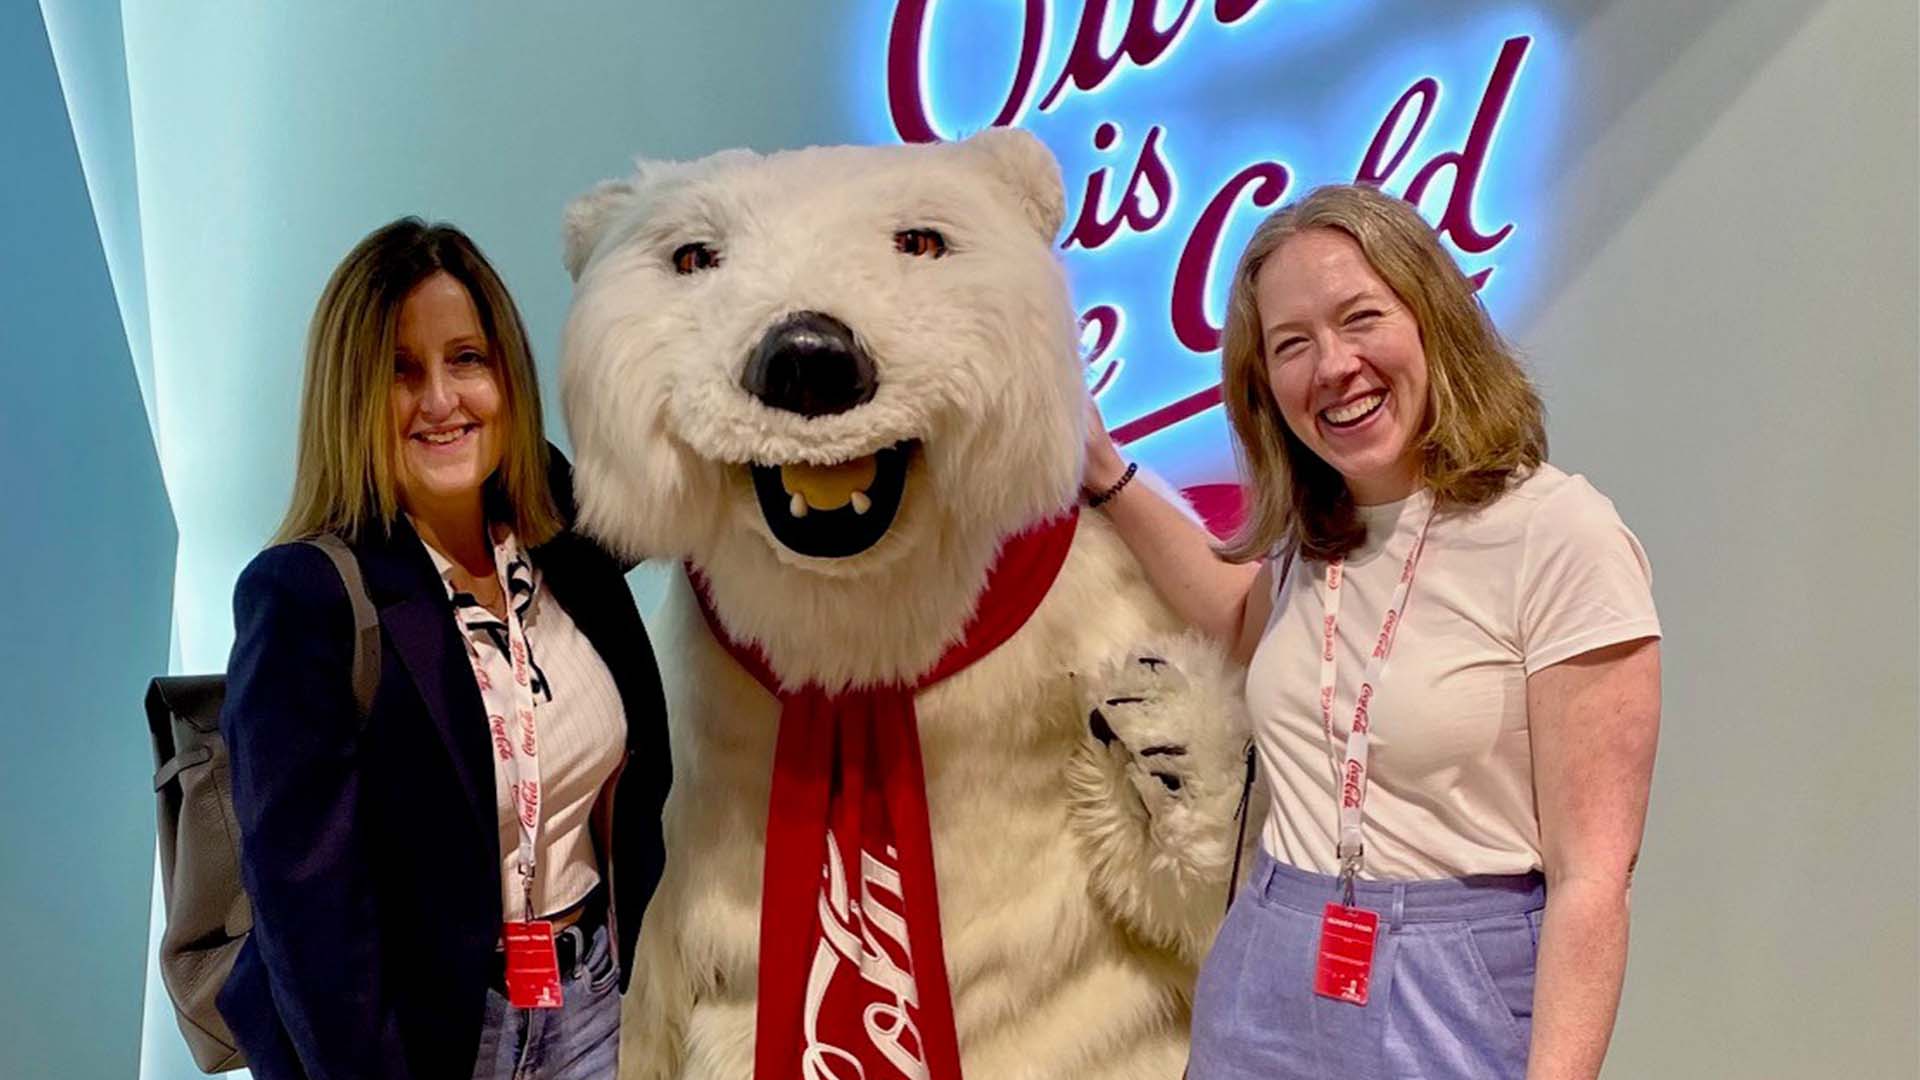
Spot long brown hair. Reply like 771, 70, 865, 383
273, 218, 559, 547
1218, 184, 1546, 562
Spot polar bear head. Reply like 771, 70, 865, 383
560, 130, 1084, 689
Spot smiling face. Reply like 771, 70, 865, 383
1257, 227, 1429, 505
390, 271, 505, 523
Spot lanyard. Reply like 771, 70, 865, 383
1316, 504, 1434, 904
452, 535, 545, 922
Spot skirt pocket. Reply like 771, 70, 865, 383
1462, 912, 1538, 1047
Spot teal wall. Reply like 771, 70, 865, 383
0, 6, 175, 1079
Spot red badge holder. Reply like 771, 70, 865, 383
503, 920, 565, 1009
1313, 851, 1379, 1005
1313, 902, 1379, 1005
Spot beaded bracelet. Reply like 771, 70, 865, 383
1086, 461, 1138, 508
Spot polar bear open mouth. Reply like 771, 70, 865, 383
748, 440, 916, 558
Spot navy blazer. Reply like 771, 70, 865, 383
217, 464, 669, 1080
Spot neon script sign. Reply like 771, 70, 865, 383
877, 0, 1547, 497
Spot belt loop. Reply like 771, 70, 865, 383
1255, 853, 1277, 899
560, 924, 587, 978
1391, 884, 1407, 930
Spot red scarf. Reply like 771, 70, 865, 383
690, 510, 1079, 1080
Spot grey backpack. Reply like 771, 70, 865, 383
143, 535, 380, 1073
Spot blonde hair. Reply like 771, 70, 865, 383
272, 218, 560, 547
1218, 184, 1546, 563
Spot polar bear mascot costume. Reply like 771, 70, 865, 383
559, 128, 1251, 1080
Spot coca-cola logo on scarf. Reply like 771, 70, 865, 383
804, 833, 927, 1079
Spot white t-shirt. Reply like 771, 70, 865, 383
1247, 464, 1661, 879
423, 532, 627, 918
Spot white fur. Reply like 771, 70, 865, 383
559, 132, 1247, 1080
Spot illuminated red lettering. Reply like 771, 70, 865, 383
1039, 0, 1201, 110
1170, 160, 1290, 352
1355, 78, 1438, 187
1064, 123, 1176, 250
1402, 35, 1531, 255
1080, 304, 1123, 394
886, 0, 1048, 142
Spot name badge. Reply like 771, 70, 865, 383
503, 920, 565, 1009
1313, 903, 1379, 1006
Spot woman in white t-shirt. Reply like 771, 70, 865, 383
1081, 184, 1661, 1079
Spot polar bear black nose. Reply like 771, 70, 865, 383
742, 311, 877, 418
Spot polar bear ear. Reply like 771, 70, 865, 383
562, 176, 640, 281
564, 151, 764, 279
961, 127, 1066, 243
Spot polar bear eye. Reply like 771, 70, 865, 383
671, 242, 722, 275
893, 229, 948, 259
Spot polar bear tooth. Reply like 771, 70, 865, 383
849, 491, 871, 515
780, 455, 878, 510
789, 492, 808, 518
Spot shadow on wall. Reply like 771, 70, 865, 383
1524, 0, 1828, 317
1, 5, 177, 1080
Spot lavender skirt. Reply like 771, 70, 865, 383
1189, 849, 1545, 1080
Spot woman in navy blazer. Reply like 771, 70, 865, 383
218, 219, 669, 1079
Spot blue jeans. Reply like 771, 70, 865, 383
1190, 849, 1544, 1079
471, 923, 622, 1079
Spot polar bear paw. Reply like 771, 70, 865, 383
1066, 631, 1252, 959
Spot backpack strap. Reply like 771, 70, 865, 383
303, 534, 380, 721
